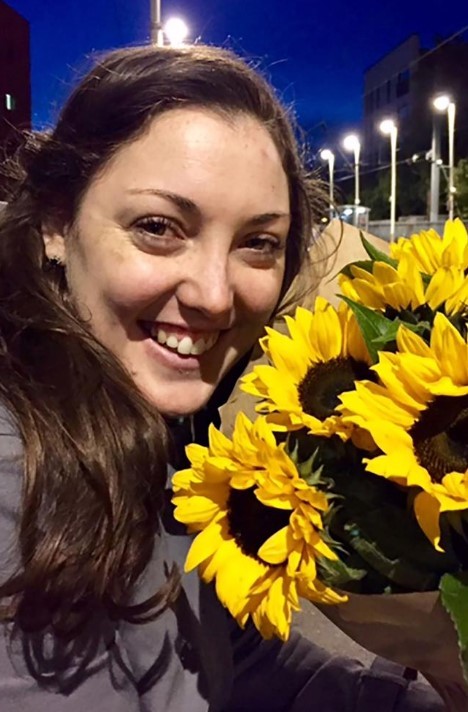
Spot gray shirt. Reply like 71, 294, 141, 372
0, 407, 443, 711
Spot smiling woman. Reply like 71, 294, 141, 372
44, 108, 290, 416
0, 44, 443, 711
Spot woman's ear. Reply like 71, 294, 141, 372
42, 223, 67, 264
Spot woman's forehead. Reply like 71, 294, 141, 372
88, 108, 291, 217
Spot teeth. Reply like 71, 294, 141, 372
177, 336, 194, 355
190, 338, 206, 355
150, 326, 218, 356
166, 335, 179, 349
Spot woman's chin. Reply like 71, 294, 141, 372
140, 382, 215, 419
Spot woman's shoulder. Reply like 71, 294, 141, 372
0, 403, 23, 494
0, 403, 23, 575
0, 404, 20, 439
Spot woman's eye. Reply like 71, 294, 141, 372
134, 217, 177, 237
243, 235, 283, 255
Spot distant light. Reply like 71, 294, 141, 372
343, 134, 360, 152
412, 153, 419, 162
320, 149, 334, 161
342, 207, 353, 216
5, 93, 14, 111
436, 158, 443, 166
164, 17, 189, 47
433, 94, 451, 112
379, 118, 396, 135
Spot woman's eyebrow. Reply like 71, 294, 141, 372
127, 188, 201, 217
248, 212, 291, 226
127, 190, 289, 226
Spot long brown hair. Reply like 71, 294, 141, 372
0, 44, 323, 637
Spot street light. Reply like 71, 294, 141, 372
433, 94, 457, 221
319, 149, 335, 220
164, 17, 189, 47
380, 118, 398, 243
342, 134, 361, 225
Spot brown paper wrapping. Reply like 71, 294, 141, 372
317, 592, 461, 681
317, 592, 468, 710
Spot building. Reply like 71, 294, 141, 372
0, 0, 31, 147
363, 32, 468, 166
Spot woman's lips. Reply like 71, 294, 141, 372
138, 320, 221, 365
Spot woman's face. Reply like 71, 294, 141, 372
44, 108, 291, 416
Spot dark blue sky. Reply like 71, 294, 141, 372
8, 0, 468, 141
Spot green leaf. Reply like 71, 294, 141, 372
360, 233, 398, 268
439, 572, 468, 684
317, 555, 366, 589
340, 296, 399, 362
369, 319, 426, 349
344, 532, 439, 591
326, 469, 459, 591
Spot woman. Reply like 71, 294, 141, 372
0, 44, 442, 710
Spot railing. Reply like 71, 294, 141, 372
368, 217, 448, 241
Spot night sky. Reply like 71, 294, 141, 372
7, 0, 468, 144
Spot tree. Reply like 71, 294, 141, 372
455, 159, 468, 220
360, 161, 430, 220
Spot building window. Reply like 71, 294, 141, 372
396, 70, 410, 98
5, 94, 16, 111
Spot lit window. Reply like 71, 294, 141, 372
5, 94, 15, 111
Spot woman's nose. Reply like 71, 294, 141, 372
176, 252, 234, 320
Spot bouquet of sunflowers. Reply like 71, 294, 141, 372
173, 219, 468, 700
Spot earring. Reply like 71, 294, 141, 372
44, 255, 65, 274
47, 256, 63, 266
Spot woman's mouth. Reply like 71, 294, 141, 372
151, 325, 219, 356
140, 321, 220, 357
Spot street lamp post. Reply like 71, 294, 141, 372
429, 112, 442, 224
448, 101, 456, 221
150, 0, 164, 46
343, 134, 361, 226
380, 119, 398, 243
319, 149, 335, 221
433, 94, 457, 221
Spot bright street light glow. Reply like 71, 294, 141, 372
343, 134, 360, 152
379, 118, 396, 135
320, 149, 334, 161
164, 17, 189, 47
433, 94, 451, 112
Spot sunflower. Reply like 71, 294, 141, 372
172, 413, 344, 640
338, 312, 468, 551
390, 219, 468, 274
340, 221, 468, 316
240, 298, 372, 437
339, 253, 466, 315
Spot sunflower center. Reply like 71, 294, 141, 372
227, 488, 291, 560
298, 357, 373, 420
411, 395, 468, 483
